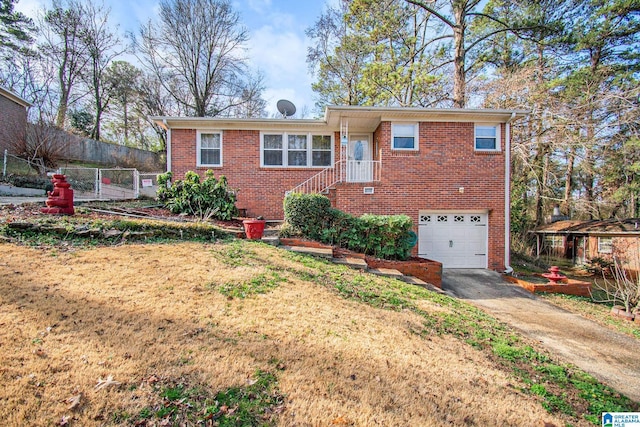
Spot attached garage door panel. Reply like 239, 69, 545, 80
418, 213, 487, 268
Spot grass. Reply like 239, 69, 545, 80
540, 293, 640, 339
133, 370, 283, 426
1, 210, 638, 425
281, 252, 638, 424
511, 252, 640, 339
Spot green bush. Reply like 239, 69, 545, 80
283, 192, 333, 240
157, 170, 238, 221
283, 192, 413, 260
5, 174, 53, 192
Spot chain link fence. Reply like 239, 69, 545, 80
3, 150, 56, 177
57, 167, 163, 200
3, 150, 164, 201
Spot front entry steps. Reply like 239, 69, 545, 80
283, 245, 333, 258
279, 238, 443, 293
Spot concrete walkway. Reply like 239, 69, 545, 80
442, 269, 640, 402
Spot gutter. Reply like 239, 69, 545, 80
504, 112, 516, 273
164, 119, 171, 173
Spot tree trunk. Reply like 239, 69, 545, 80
452, 14, 465, 108
562, 146, 575, 216
55, 87, 69, 128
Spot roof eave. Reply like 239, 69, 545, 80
0, 86, 32, 107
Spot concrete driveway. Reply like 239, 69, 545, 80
442, 269, 640, 402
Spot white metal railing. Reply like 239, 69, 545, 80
289, 159, 381, 194
290, 160, 345, 194
346, 160, 381, 183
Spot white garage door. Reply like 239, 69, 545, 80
418, 212, 488, 268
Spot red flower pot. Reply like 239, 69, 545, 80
243, 219, 266, 239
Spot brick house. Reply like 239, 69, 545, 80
533, 218, 640, 275
153, 106, 526, 270
0, 86, 31, 154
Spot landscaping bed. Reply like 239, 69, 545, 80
283, 237, 444, 288
505, 274, 592, 297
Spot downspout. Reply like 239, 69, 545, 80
504, 112, 516, 274
164, 119, 172, 173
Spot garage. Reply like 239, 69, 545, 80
418, 211, 488, 268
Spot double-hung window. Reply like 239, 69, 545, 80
475, 124, 500, 151
263, 134, 284, 166
197, 131, 222, 166
597, 237, 613, 254
391, 123, 419, 150
261, 132, 333, 167
312, 135, 332, 166
288, 134, 308, 166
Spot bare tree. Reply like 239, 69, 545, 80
80, 0, 124, 141
40, 0, 91, 128
7, 120, 71, 175
135, 0, 263, 117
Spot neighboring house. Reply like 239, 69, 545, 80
153, 106, 526, 270
0, 86, 31, 154
533, 218, 640, 274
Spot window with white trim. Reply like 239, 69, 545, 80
263, 134, 283, 166
261, 132, 333, 167
545, 235, 564, 249
312, 135, 332, 166
288, 134, 308, 166
392, 123, 419, 150
197, 131, 222, 166
475, 124, 500, 151
597, 237, 613, 254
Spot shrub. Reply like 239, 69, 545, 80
283, 192, 333, 240
5, 174, 53, 192
157, 170, 238, 221
283, 192, 413, 260
592, 257, 640, 314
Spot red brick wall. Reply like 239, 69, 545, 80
0, 94, 28, 154
170, 121, 508, 270
171, 129, 340, 219
334, 122, 507, 270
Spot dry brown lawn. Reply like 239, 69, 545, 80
0, 241, 576, 426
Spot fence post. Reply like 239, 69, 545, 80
96, 169, 100, 199
134, 170, 140, 199
3, 149, 6, 177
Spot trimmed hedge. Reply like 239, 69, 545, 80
283, 192, 413, 260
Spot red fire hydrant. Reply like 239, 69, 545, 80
41, 174, 75, 215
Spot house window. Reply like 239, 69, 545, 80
545, 235, 564, 249
475, 124, 500, 151
288, 134, 308, 166
392, 123, 419, 150
263, 134, 284, 166
197, 131, 222, 166
598, 237, 613, 254
312, 135, 332, 166
261, 132, 333, 167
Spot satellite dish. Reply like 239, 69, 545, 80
277, 99, 296, 118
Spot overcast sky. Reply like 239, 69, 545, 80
15, 0, 332, 116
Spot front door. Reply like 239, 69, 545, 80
347, 135, 372, 182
